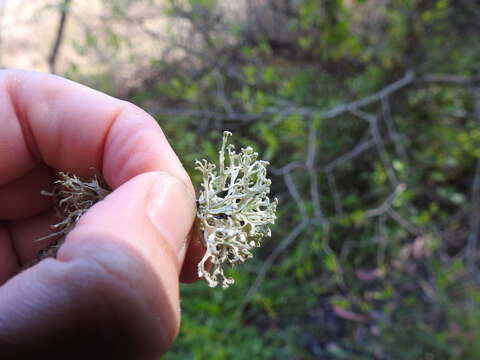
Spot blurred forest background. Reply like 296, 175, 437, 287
2, 0, 480, 358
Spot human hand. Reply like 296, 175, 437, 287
0, 70, 203, 359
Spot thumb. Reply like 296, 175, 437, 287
0, 171, 196, 359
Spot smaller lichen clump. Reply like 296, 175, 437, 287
38, 172, 110, 242
195, 131, 277, 288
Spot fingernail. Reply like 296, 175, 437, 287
147, 173, 196, 263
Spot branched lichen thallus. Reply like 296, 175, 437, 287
195, 131, 277, 288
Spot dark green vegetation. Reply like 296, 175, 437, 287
65, 0, 480, 358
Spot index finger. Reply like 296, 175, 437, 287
0, 69, 193, 193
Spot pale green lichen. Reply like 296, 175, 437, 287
195, 131, 277, 288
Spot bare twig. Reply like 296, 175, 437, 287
306, 121, 326, 225
376, 214, 387, 266
422, 73, 480, 86
48, 0, 73, 74
270, 160, 304, 176
319, 70, 415, 119
387, 208, 423, 236
467, 85, 480, 272
284, 172, 307, 219
365, 183, 406, 219
467, 159, 480, 272
319, 109, 376, 217
326, 170, 343, 216
265, 71, 415, 122
350, 108, 399, 186
381, 96, 408, 164
324, 138, 374, 173
238, 219, 310, 313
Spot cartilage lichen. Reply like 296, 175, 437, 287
195, 131, 277, 288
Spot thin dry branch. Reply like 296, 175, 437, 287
326, 171, 343, 215
387, 208, 423, 236
306, 121, 326, 225
381, 96, 408, 164
422, 73, 480, 86
320, 70, 415, 119
324, 135, 374, 217
467, 159, 480, 272
350, 108, 399, 186
284, 172, 307, 220
238, 219, 309, 313
365, 183, 406, 219
48, 0, 73, 74
324, 138, 375, 172
467, 85, 480, 272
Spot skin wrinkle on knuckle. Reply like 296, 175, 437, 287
110, 104, 193, 193
0, 74, 36, 185
17, 80, 60, 167
103, 109, 149, 187
0, 71, 58, 179
98, 105, 123, 183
